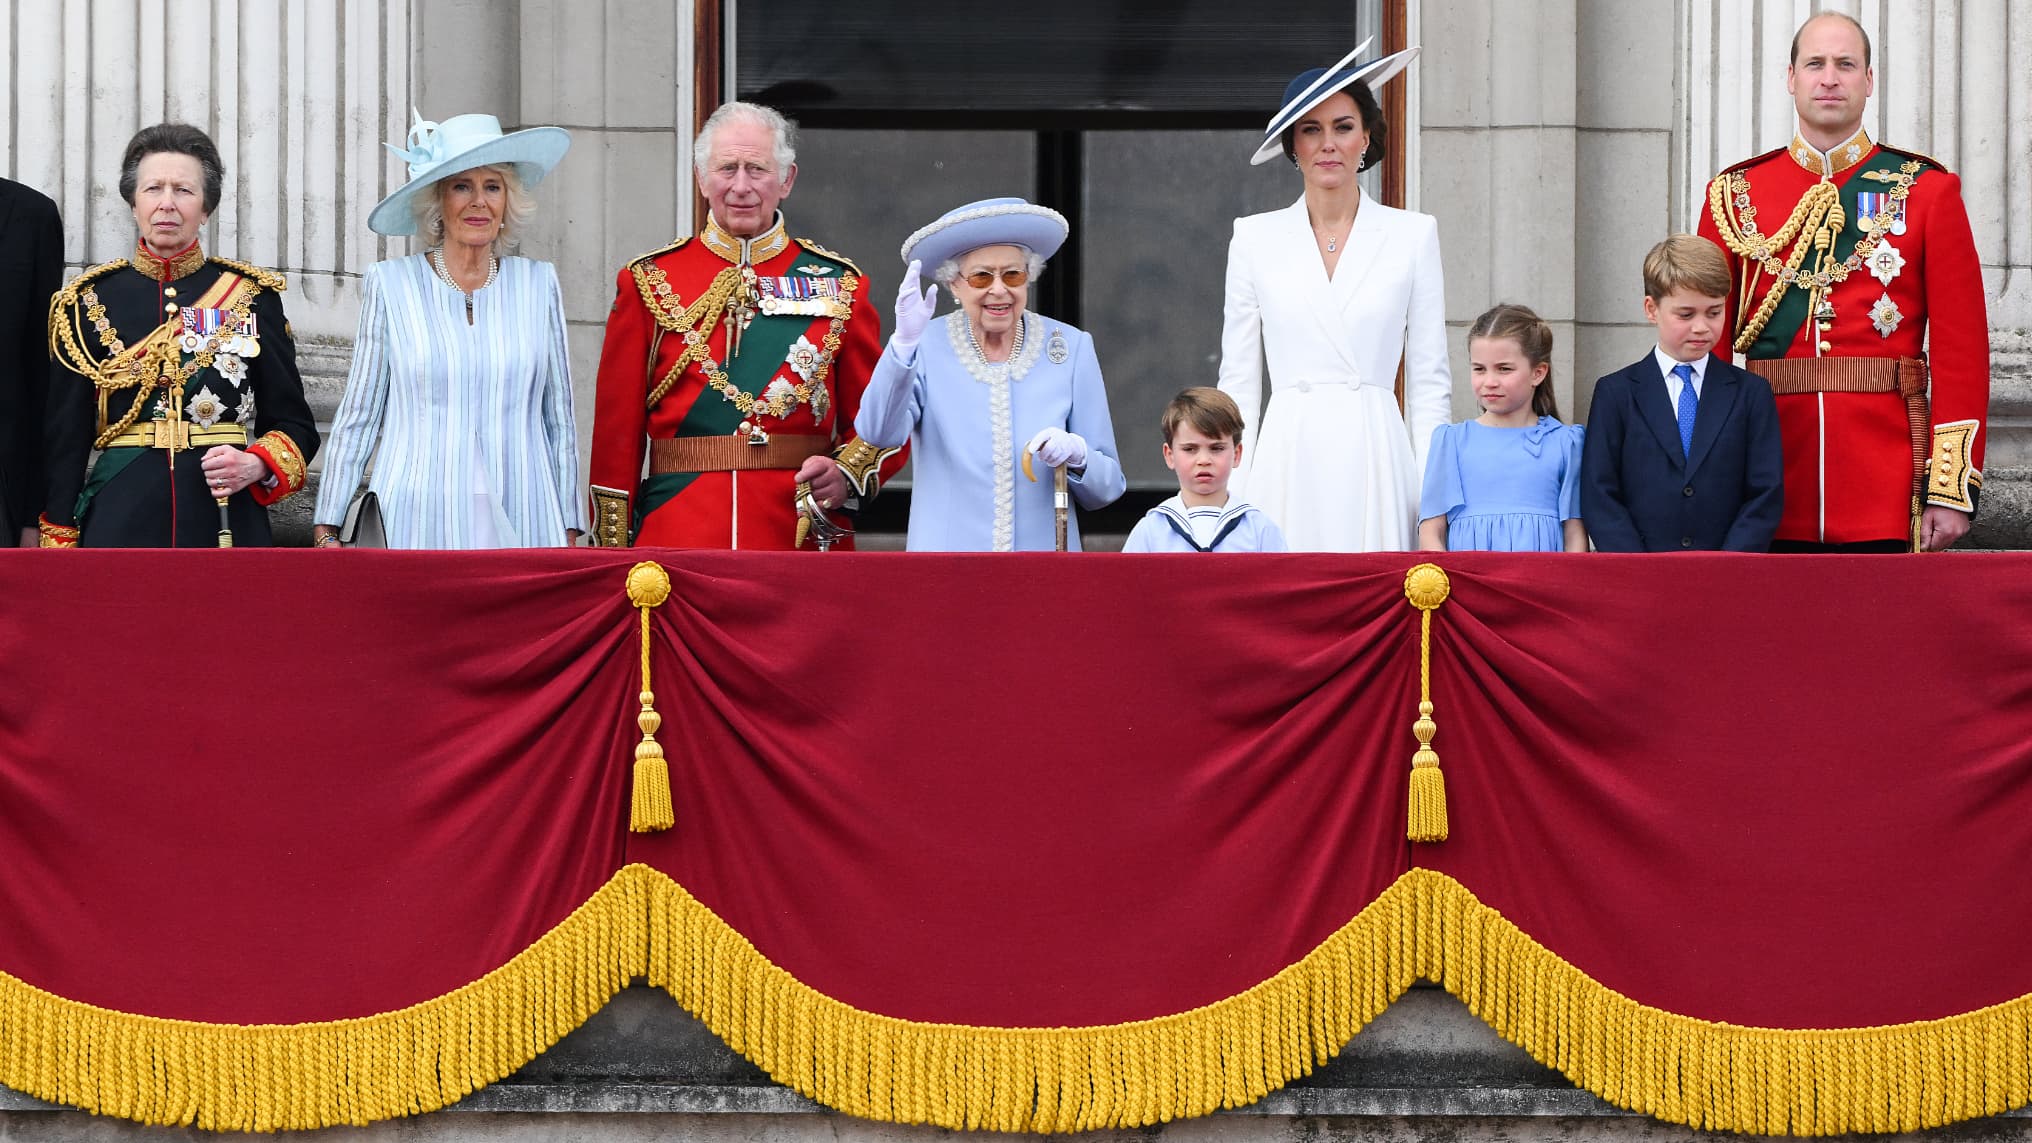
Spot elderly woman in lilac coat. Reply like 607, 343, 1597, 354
854, 197, 1124, 551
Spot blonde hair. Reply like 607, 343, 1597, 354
410, 165, 534, 254
1643, 234, 1730, 302
1466, 304, 1560, 420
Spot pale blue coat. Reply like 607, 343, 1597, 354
314, 254, 585, 548
856, 311, 1125, 551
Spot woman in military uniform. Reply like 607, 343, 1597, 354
39, 123, 317, 548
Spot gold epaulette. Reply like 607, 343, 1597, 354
627, 237, 691, 268
795, 237, 864, 278
208, 257, 286, 292
1877, 144, 1946, 175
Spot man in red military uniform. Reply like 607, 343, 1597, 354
589, 101, 902, 549
1697, 11, 1989, 552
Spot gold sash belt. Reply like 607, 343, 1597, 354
103, 422, 249, 450
649, 434, 828, 474
1750, 356, 1929, 492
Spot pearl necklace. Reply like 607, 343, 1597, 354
966, 314, 1026, 376
430, 249, 498, 322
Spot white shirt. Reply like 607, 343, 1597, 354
1653, 346, 1707, 406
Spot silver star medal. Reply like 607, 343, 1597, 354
1869, 293, 1904, 338
235, 391, 257, 424
1867, 239, 1906, 287
186, 385, 226, 427
785, 335, 822, 383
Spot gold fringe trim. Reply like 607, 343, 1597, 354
1408, 869, 2032, 1136
0, 869, 649, 1132
640, 865, 1418, 1133
647, 865, 2032, 1136
6, 865, 2032, 1135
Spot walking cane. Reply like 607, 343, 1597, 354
1021, 449, 1071, 552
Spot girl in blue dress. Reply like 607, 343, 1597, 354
1417, 305, 1587, 552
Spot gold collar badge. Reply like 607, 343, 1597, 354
1789, 127, 1872, 179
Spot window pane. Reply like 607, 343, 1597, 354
1080, 130, 1297, 489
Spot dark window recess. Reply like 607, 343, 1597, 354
737, 0, 1373, 124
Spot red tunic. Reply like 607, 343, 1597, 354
1698, 131, 1989, 545
588, 215, 901, 549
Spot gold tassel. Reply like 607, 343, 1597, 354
1403, 564, 1452, 843
626, 562, 675, 833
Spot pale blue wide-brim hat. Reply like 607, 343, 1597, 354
1249, 39, 1421, 166
367, 111, 572, 236
900, 198, 1069, 269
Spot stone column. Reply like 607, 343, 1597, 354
509, 0, 692, 486
1417, 0, 1581, 423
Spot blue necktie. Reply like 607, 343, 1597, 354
1673, 363, 1697, 459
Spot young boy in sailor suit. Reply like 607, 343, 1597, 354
1123, 388, 1288, 553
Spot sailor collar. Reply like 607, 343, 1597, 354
131, 239, 208, 283
1789, 126, 1873, 179
701, 212, 790, 266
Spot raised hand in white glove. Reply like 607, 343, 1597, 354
1026, 427, 1088, 471
891, 259, 937, 354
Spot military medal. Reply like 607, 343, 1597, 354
185, 385, 226, 428
785, 335, 822, 383
758, 276, 846, 317
1866, 238, 1906, 286
1869, 293, 1904, 337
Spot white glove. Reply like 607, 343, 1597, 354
1026, 427, 1087, 471
891, 259, 937, 354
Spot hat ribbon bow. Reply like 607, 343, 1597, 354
386, 109, 448, 181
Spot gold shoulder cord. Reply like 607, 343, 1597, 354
50, 267, 266, 448
1706, 163, 1919, 353
632, 262, 741, 409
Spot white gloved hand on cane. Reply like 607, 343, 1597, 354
890, 259, 937, 356
1026, 428, 1087, 471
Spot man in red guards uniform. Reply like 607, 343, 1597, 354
589, 101, 902, 549
1698, 11, 1989, 552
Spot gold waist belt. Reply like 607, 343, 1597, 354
103, 422, 250, 450
1749, 356, 1927, 398
649, 434, 827, 474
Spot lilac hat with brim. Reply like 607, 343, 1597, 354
1249, 40, 1421, 166
900, 198, 1069, 269
367, 111, 572, 236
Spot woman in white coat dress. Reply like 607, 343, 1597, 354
1217, 42, 1452, 552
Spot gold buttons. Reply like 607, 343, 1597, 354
164, 287, 178, 299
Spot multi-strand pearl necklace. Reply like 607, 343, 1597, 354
429, 249, 498, 323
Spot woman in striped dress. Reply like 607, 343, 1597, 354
312, 113, 583, 549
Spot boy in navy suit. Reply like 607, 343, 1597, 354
1582, 235, 1783, 552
